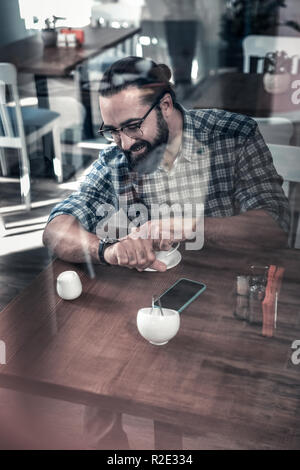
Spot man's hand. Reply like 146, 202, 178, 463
130, 217, 196, 250
103, 237, 167, 272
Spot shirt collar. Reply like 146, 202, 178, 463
177, 103, 196, 163
155, 103, 196, 171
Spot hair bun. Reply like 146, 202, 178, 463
152, 63, 172, 82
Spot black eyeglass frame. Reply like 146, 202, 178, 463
98, 92, 166, 142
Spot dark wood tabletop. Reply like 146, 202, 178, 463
0, 243, 300, 449
193, 72, 300, 118
0, 26, 140, 77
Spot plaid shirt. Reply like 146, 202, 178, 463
48, 106, 290, 233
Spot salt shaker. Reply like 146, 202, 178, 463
234, 275, 250, 321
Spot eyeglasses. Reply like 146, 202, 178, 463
98, 93, 165, 142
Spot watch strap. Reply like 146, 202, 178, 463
98, 237, 119, 265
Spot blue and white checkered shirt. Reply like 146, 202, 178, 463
48, 106, 290, 233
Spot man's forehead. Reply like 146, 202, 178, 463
99, 87, 152, 110
99, 87, 152, 126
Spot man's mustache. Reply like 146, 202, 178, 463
128, 140, 150, 154
126, 142, 166, 174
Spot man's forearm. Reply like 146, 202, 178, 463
43, 215, 100, 263
43, 215, 166, 271
204, 210, 288, 249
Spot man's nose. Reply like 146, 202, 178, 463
119, 131, 134, 151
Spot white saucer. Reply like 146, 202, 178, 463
145, 250, 182, 272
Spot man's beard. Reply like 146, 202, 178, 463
123, 109, 169, 175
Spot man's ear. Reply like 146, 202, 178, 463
159, 93, 173, 118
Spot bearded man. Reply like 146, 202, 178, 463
43, 56, 289, 272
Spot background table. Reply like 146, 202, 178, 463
0, 26, 140, 138
193, 72, 300, 145
0, 26, 138, 77
0, 244, 300, 449
193, 72, 299, 116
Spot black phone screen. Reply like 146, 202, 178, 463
154, 278, 206, 313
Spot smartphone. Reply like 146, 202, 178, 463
154, 278, 206, 313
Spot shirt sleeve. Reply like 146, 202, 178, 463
234, 124, 291, 233
47, 156, 118, 234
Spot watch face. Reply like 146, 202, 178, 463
101, 237, 119, 246
107, 238, 119, 244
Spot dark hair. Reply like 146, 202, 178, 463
99, 56, 176, 105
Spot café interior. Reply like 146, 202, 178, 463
0, 0, 300, 451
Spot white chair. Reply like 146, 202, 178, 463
48, 96, 86, 144
243, 35, 300, 74
20, 95, 87, 143
0, 63, 63, 210
267, 143, 300, 247
254, 117, 293, 145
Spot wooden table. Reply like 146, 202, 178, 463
193, 72, 300, 146
0, 26, 140, 138
0, 26, 139, 77
0, 245, 300, 449
193, 72, 300, 117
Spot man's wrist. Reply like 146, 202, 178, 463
98, 237, 119, 265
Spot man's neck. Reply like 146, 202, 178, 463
162, 107, 183, 171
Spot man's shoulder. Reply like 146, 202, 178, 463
89, 144, 128, 173
99, 144, 124, 166
189, 108, 258, 140
83, 145, 127, 186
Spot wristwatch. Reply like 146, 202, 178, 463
98, 236, 119, 265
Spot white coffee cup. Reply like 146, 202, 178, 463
137, 307, 180, 345
155, 242, 179, 264
56, 271, 82, 300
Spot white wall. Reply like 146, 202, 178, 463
19, 0, 94, 29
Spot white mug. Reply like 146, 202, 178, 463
56, 271, 82, 300
137, 307, 180, 345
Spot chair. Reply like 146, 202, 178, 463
48, 96, 86, 144
254, 117, 293, 145
0, 63, 63, 210
243, 35, 300, 74
267, 143, 300, 248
